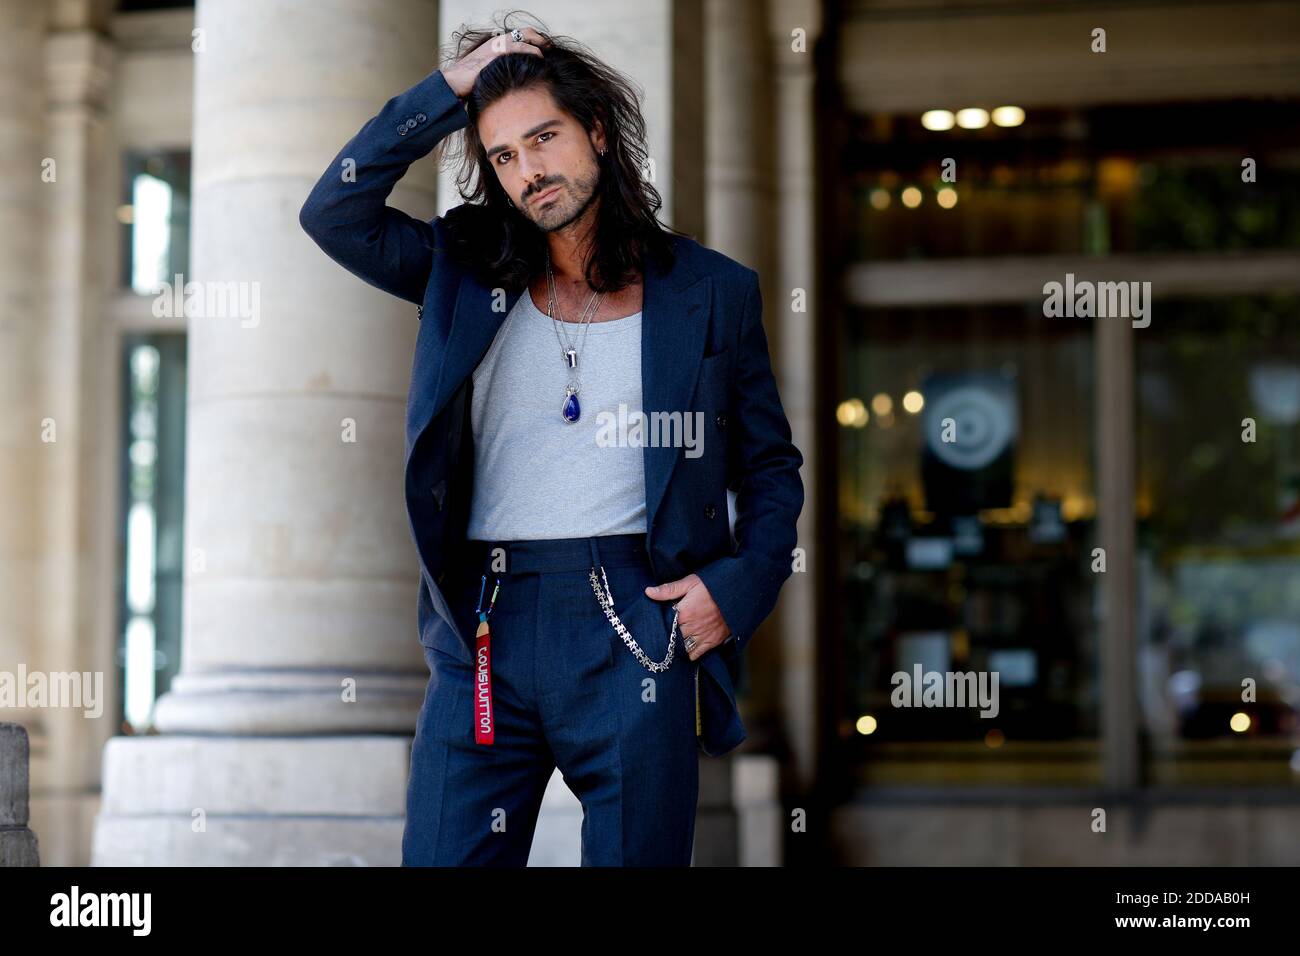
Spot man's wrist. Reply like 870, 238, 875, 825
439, 65, 471, 101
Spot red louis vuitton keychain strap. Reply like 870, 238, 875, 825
473, 574, 500, 745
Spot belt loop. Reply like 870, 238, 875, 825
587, 535, 601, 571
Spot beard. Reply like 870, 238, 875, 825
523, 163, 600, 233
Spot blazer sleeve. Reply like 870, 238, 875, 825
693, 271, 805, 657
298, 68, 469, 304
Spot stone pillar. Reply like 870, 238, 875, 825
0, 0, 48, 761
94, 0, 442, 865
706, 0, 773, 273
766, 0, 821, 792
34, 0, 118, 867
699, 0, 784, 866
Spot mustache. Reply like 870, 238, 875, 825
523, 178, 565, 203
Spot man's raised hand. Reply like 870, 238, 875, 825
442, 27, 550, 99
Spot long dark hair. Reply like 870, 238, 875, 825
437, 11, 681, 294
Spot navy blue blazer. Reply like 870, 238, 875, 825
299, 68, 804, 757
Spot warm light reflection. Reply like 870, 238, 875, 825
871, 393, 893, 416
921, 110, 955, 131
902, 390, 925, 414
837, 398, 869, 428
991, 105, 1025, 127
1060, 495, 1096, 521
956, 108, 989, 129
901, 186, 922, 208
1230, 712, 1252, 733
1097, 156, 1140, 197
856, 715, 878, 735
936, 187, 958, 209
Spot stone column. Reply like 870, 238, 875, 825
706, 0, 773, 273
766, 0, 821, 793
699, 0, 785, 867
35, 0, 118, 867
0, 0, 48, 761
94, 0, 442, 865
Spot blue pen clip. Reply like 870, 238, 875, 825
475, 574, 501, 621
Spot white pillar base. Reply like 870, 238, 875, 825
153, 671, 428, 735
93, 735, 411, 866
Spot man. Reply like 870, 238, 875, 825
299, 21, 803, 866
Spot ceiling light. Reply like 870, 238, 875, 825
921, 110, 955, 131
991, 105, 1025, 127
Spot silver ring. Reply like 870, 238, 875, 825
510, 28, 523, 42
684, 636, 696, 650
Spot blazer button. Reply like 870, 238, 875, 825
715, 414, 727, 428
398, 124, 408, 135
416, 112, 427, 123
416, 304, 423, 320
704, 504, 716, 520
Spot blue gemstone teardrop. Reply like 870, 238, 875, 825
562, 391, 581, 423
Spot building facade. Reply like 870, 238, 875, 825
3, 0, 1298, 865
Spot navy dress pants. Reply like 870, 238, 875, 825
401, 532, 701, 866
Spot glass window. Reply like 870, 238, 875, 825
1136, 294, 1300, 786
838, 305, 1099, 786
118, 150, 191, 295
847, 101, 1300, 261
835, 93, 1300, 791
116, 333, 187, 733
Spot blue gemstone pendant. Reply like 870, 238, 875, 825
562, 388, 581, 423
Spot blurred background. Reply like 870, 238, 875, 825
2, 0, 1299, 866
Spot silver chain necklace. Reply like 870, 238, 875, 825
545, 250, 603, 423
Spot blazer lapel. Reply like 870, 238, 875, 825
641, 242, 711, 532
416, 275, 520, 443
